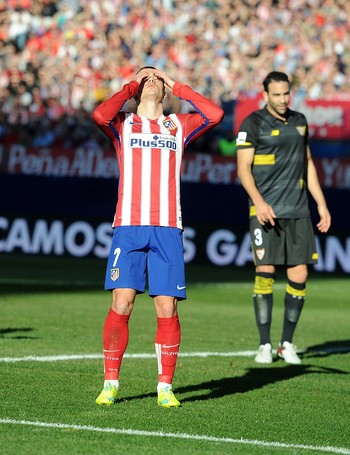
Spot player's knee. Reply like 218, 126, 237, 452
154, 297, 178, 318
288, 267, 308, 284
111, 293, 134, 315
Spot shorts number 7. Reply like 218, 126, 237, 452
112, 247, 121, 267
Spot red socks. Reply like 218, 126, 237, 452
155, 315, 181, 384
103, 309, 130, 381
102, 310, 181, 384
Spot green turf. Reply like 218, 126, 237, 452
0, 256, 349, 454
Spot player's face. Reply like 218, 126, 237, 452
139, 72, 165, 101
264, 81, 290, 119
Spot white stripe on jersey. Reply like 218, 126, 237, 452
159, 148, 170, 227
140, 117, 151, 226
159, 118, 170, 227
172, 114, 183, 229
121, 115, 133, 225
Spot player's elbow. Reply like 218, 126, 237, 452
237, 162, 250, 184
237, 168, 244, 184
92, 108, 103, 125
214, 108, 225, 125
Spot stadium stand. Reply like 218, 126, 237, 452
0, 0, 349, 151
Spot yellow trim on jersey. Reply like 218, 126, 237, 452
286, 284, 306, 297
312, 253, 318, 260
253, 155, 275, 165
236, 141, 252, 147
299, 179, 305, 189
250, 206, 257, 216
254, 275, 274, 295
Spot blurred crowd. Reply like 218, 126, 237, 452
0, 0, 349, 152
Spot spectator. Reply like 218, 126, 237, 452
0, 0, 349, 150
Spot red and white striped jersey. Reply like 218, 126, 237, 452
93, 81, 223, 229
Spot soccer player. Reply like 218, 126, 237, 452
236, 71, 331, 365
93, 66, 224, 406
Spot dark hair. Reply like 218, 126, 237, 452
263, 71, 290, 92
136, 66, 157, 75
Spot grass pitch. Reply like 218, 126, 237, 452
0, 256, 349, 454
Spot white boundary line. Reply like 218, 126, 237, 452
0, 351, 258, 363
0, 418, 349, 454
1, 351, 349, 454
2, 346, 348, 363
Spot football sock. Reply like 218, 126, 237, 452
157, 381, 172, 392
253, 272, 274, 345
104, 379, 119, 389
155, 315, 181, 384
103, 309, 130, 381
281, 280, 306, 343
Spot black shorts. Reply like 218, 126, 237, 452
249, 218, 318, 266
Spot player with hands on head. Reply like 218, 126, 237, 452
93, 66, 224, 407
236, 71, 331, 365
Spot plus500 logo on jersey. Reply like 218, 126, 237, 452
129, 133, 177, 150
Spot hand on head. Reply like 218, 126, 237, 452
153, 70, 175, 92
134, 68, 175, 93
135, 68, 155, 85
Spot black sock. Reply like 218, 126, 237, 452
254, 293, 273, 345
281, 281, 305, 343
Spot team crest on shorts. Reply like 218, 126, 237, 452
256, 248, 265, 260
110, 268, 119, 281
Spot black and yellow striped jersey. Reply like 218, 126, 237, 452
236, 106, 310, 219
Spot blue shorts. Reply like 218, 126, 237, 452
104, 226, 186, 300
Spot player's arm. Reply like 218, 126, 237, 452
237, 147, 276, 226
174, 83, 224, 134
92, 80, 140, 141
306, 145, 331, 233
154, 70, 224, 142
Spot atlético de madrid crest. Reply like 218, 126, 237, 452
163, 118, 177, 130
110, 268, 119, 281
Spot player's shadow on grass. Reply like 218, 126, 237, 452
0, 327, 37, 339
300, 339, 350, 359
177, 363, 348, 403
121, 363, 348, 404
